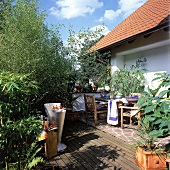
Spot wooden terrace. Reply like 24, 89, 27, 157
43, 120, 141, 170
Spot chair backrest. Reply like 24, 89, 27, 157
84, 94, 96, 112
84, 94, 108, 112
84, 94, 108, 125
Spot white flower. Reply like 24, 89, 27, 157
104, 85, 110, 91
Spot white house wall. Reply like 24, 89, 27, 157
111, 29, 170, 75
124, 45, 170, 73
110, 29, 170, 89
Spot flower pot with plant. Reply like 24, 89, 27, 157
166, 153, 170, 169
134, 72, 170, 170
110, 65, 146, 97
135, 119, 167, 170
75, 82, 82, 93
93, 81, 100, 92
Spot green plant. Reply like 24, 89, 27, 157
66, 26, 111, 88
0, 71, 39, 122
136, 72, 170, 152
0, 117, 44, 170
134, 117, 161, 151
110, 65, 146, 97
0, 0, 75, 105
0, 71, 43, 169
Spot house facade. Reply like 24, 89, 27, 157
111, 28, 170, 88
90, 0, 170, 88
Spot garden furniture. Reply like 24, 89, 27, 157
72, 92, 101, 112
84, 94, 108, 125
119, 105, 140, 129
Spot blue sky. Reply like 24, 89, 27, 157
39, 0, 147, 41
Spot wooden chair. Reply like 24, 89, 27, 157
118, 93, 143, 128
84, 94, 108, 126
119, 105, 140, 128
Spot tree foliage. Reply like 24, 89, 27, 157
0, 0, 74, 104
66, 26, 111, 88
0, 0, 14, 31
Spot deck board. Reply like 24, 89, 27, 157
44, 120, 141, 170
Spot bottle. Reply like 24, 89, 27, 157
38, 121, 48, 141
43, 124, 48, 139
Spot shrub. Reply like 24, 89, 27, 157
110, 65, 146, 97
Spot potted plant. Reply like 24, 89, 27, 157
134, 72, 170, 170
93, 81, 100, 92
75, 81, 82, 92
110, 65, 146, 97
166, 153, 170, 169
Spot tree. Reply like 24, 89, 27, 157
0, 0, 14, 31
0, 0, 74, 104
66, 26, 111, 88
0, 0, 46, 74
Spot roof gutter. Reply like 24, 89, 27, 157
97, 22, 170, 53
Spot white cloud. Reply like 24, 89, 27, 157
98, 0, 147, 22
49, 0, 103, 19
118, 0, 147, 17
104, 9, 121, 20
98, 9, 121, 22
90, 25, 110, 35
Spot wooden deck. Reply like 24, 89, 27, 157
44, 120, 141, 170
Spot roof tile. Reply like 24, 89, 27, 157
90, 0, 170, 51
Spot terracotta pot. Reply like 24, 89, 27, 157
76, 87, 82, 93
93, 86, 98, 92
166, 157, 170, 169
135, 147, 167, 170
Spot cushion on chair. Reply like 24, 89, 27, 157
130, 110, 138, 116
97, 106, 107, 111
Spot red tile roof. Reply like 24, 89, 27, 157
90, 0, 170, 51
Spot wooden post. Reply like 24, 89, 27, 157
45, 128, 58, 159
121, 107, 123, 129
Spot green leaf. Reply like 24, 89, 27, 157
144, 105, 154, 113
149, 130, 163, 137
158, 90, 169, 98
148, 116, 156, 121
154, 119, 162, 124
159, 120, 169, 128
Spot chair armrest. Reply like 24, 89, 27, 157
119, 106, 138, 110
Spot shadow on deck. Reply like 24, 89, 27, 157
42, 120, 141, 170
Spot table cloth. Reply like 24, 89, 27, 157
44, 103, 66, 152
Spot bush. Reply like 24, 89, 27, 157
110, 65, 146, 96
0, 71, 43, 169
